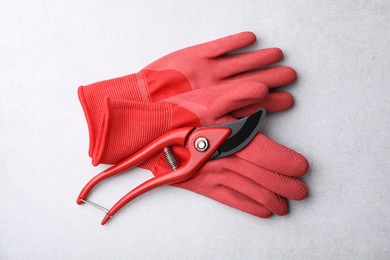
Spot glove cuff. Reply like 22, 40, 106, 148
91, 98, 173, 166
78, 72, 150, 157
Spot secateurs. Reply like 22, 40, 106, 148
77, 108, 266, 225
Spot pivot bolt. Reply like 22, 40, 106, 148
195, 137, 209, 152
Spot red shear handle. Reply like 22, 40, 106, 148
77, 126, 195, 204
101, 127, 232, 225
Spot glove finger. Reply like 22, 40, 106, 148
166, 81, 268, 121
209, 186, 274, 218
176, 173, 273, 218
231, 92, 294, 117
227, 66, 297, 88
197, 31, 257, 58
236, 134, 309, 177
227, 157, 308, 200
260, 92, 294, 112
218, 170, 289, 216
207, 82, 268, 118
217, 48, 283, 78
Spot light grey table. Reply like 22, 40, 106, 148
1, 1, 389, 259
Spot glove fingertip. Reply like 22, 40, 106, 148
246, 82, 269, 100
239, 31, 257, 43
280, 66, 297, 84
292, 182, 309, 201
277, 91, 294, 109
260, 91, 294, 113
268, 47, 284, 61
270, 196, 289, 216
292, 154, 310, 177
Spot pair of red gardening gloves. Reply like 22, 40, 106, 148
78, 32, 309, 218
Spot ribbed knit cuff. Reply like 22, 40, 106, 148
78, 72, 149, 157
91, 98, 173, 167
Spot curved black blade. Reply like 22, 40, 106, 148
210, 108, 266, 159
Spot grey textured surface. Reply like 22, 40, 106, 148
1, 0, 389, 259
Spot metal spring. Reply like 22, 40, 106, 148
163, 147, 178, 170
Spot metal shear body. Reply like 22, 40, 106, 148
77, 109, 266, 225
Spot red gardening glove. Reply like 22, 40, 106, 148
92, 82, 269, 165
90, 84, 308, 218
78, 31, 297, 158
175, 135, 308, 218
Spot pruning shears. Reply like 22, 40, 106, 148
77, 108, 266, 225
